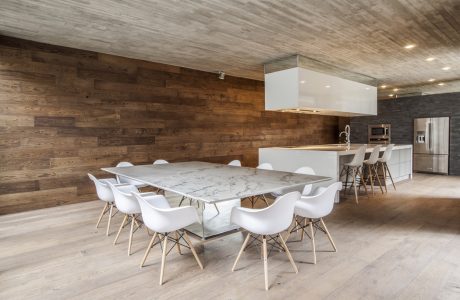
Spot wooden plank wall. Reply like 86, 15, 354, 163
0, 36, 338, 214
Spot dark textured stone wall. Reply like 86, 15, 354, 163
350, 92, 460, 175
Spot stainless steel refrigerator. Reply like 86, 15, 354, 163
413, 117, 449, 174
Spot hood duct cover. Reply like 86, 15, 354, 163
264, 55, 377, 117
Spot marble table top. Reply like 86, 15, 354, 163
102, 161, 330, 203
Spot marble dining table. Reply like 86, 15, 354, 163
102, 161, 331, 240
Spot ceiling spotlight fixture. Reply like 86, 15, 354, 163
425, 57, 435, 61
300, 80, 306, 84
380, 85, 387, 89
428, 78, 435, 82
325, 85, 331, 88
442, 66, 451, 71
404, 44, 416, 49
218, 71, 225, 80
393, 88, 399, 92
438, 82, 445, 86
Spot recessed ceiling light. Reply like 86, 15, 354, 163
425, 57, 436, 61
380, 85, 387, 89
325, 85, 331, 88
438, 82, 445, 86
442, 66, 451, 71
393, 88, 399, 92
300, 80, 306, 84
388, 94, 394, 97
404, 44, 416, 49
365, 87, 370, 90
428, 78, 435, 82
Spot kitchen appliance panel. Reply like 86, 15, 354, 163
413, 117, 430, 154
429, 117, 449, 155
413, 154, 449, 174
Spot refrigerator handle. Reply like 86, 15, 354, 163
428, 122, 433, 151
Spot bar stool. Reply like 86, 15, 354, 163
363, 145, 384, 195
340, 145, 368, 204
378, 144, 396, 192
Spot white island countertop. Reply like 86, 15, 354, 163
268, 144, 412, 155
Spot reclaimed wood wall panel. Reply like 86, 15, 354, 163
0, 36, 338, 214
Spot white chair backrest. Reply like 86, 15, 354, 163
294, 166, 316, 195
380, 144, 395, 162
228, 160, 242, 167
134, 193, 198, 233
108, 183, 140, 214
88, 173, 114, 202
257, 163, 273, 170
367, 145, 381, 164
349, 145, 367, 167
153, 159, 169, 165
115, 161, 142, 185
262, 191, 300, 234
298, 182, 342, 218
117, 161, 134, 167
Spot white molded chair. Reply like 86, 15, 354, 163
228, 159, 242, 167
116, 162, 148, 188
88, 173, 118, 236
108, 182, 153, 255
340, 145, 368, 203
231, 191, 300, 291
287, 182, 342, 264
134, 193, 203, 285
246, 163, 274, 208
271, 166, 316, 198
153, 159, 169, 165
378, 144, 396, 192
363, 145, 384, 195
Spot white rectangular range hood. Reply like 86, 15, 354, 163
264, 56, 377, 117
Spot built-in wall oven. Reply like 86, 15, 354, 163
368, 124, 391, 144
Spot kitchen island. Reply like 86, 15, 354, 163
259, 144, 413, 202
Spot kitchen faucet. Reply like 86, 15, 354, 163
339, 125, 351, 145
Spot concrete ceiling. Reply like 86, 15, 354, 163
0, 0, 459, 99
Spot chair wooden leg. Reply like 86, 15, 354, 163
183, 231, 203, 270
232, 233, 251, 271
159, 233, 168, 285
351, 168, 359, 204
358, 167, 369, 199
106, 203, 114, 236
344, 166, 350, 192
368, 164, 375, 195
300, 218, 306, 241
175, 231, 182, 255
381, 162, 388, 193
140, 232, 157, 268
278, 234, 298, 273
385, 163, 396, 190
320, 218, 337, 252
128, 215, 135, 256
96, 202, 108, 228
114, 214, 128, 245
262, 236, 269, 291
309, 219, 316, 264
262, 195, 270, 207
373, 165, 384, 194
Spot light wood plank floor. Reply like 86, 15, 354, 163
1, 174, 459, 299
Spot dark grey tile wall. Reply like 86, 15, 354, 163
350, 92, 460, 175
